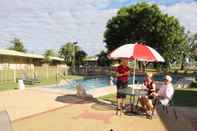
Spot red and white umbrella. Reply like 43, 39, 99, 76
108, 43, 165, 92
108, 43, 165, 62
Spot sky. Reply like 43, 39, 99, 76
0, 0, 197, 56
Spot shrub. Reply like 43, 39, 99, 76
174, 70, 178, 74
190, 81, 197, 88
184, 70, 188, 74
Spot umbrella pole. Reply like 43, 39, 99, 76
132, 59, 136, 94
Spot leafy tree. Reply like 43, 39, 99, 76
97, 51, 112, 66
8, 38, 26, 52
75, 50, 87, 66
104, 2, 189, 67
58, 42, 80, 66
189, 33, 197, 61
44, 49, 56, 63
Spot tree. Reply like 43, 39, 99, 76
189, 33, 197, 61
44, 49, 56, 63
9, 38, 26, 52
104, 2, 189, 67
58, 42, 80, 66
97, 51, 112, 66
75, 50, 87, 66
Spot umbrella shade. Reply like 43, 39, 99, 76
108, 43, 165, 62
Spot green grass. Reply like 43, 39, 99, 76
173, 88, 197, 107
98, 94, 117, 105
26, 77, 58, 87
99, 88, 197, 107
190, 81, 197, 88
0, 79, 58, 91
0, 83, 18, 91
0, 75, 85, 91
98, 94, 133, 105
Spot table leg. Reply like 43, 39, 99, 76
129, 95, 132, 111
133, 96, 136, 112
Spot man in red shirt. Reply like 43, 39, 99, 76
115, 59, 130, 115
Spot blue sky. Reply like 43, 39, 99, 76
0, 0, 197, 56
109, 0, 196, 7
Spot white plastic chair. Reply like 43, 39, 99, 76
0, 111, 12, 131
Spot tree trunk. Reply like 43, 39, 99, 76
181, 54, 186, 70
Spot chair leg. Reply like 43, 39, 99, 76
172, 108, 178, 120
162, 106, 168, 114
162, 105, 165, 111
166, 106, 168, 114
116, 105, 122, 116
116, 108, 121, 116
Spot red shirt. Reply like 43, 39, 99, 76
116, 65, 129, 82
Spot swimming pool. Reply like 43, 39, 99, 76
55, 75, 180, 91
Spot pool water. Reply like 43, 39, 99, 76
57, 75, 180, 91
63, 77, 110, 90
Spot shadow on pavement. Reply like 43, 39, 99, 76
91, 101, 115, 111
55, 94, 97, 104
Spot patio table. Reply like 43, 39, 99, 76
118, 86, 147, 114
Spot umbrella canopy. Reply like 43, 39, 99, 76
108, 43, 165, 92
108, 43, 165, 62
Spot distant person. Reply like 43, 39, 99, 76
152, 75, 174, 106
139, 72, 156, 119
115, 59, 130, 115
109, 76, 114, 86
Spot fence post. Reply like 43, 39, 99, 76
0, 70, 2, 84
46, 65, 49, 79
13, 70, 16, 82
56, 65, 58, 82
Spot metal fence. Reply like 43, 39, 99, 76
74, 66, 113, 75
0, 66, 68, 84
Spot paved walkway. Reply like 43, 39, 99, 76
0, 86, 116, 121
176, 107, 197, 130
0, 89, 66, 121
0, 88, 168, 131
12, 103, 167, 131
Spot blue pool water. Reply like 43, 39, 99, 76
59, 75, 180, 91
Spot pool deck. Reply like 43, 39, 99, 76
0, 86, 116, 121
0, 86, 169, 131
12, 103, 167, 131
1, 85, 196, 131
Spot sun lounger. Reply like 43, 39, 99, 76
21, 73, 40, 85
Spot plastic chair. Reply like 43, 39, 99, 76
0, 111, 12, 131
154, 88, 178, 120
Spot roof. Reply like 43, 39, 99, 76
49, 56, 64, 61
83, 56, 98, 61
0, 49, 43, 59
0, 49, 64, 62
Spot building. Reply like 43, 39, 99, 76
83, 56, 98, 67
0, 49, 65, 70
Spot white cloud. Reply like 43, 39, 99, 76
0, 0, 117, 55
1, 0, 196, 56
160, 2, 197, 33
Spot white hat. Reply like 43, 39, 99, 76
165, 75, 172, 82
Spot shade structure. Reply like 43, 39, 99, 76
108, 43, 165, 94
108, 43, 165, 62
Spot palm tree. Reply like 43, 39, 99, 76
8, 38, 26, 52
44, 49, 55, 63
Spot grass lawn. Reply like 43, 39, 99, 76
0, 75, 84, 91
99, 88, 197, 107
173, 88, 197, 107
0, 83, 18, 91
